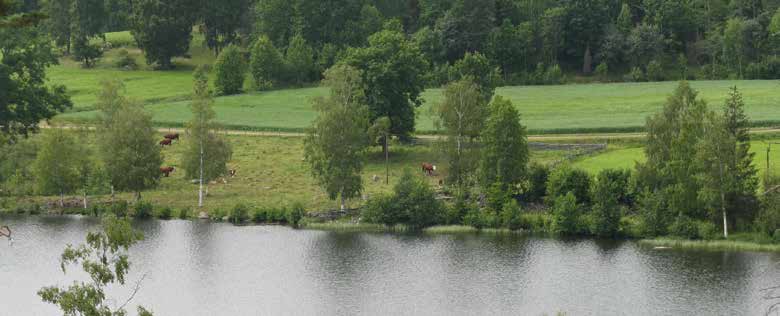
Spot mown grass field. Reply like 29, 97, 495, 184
56, 78, 780, 134
48, 31, 780, 134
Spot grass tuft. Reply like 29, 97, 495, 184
639, 238, 780, 252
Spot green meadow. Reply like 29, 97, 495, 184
49, 31, 780, 134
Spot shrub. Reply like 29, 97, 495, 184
638, 189, 669, 237
252, 208, 268, 223
526, 163, 549, 203
485, 182, 509, 214
250, 35, 284, 90
286, 203, 306, 227
520, 213, 550, 231
618, 216, 644, 238
133, 201, 153, 219
551, 192, 580, 234
178, 207, 191, 219
464, 209, 498, 229
210, 208, 227, 221
88, 204, 105, 217
590, 169, 630, 237
626, 67, 644, 82
500, 200, 523, 230
115, 49, 138, 70
645, 60, 664, 81
544, 64, 564, 84
445, 193, 475, 225
110, 201, 129, 218
72, 37, 103, 68
546, 166, 592, 206
697, 221, 719, 240
594, 62, 609, 81
362, 170, 445, 229
774, 229, 780, 243
156, 206, 172, 220
229, 204, 249, 224
214, 45, 246, 95
668, 214, 699, 239
756, 195, 780, 236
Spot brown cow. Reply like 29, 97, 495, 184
159, 139, 172, 146
160, 166, 175, 177
164, 133, 180, 141
421, 163, 436, 176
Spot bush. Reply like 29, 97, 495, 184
156, 206, 172, 220
500, 200, 523, 230
214, 45, 246, 95
88, 204, 105, 217
252, 207, 268, 223
463, 208, 498, 229
445, 193, 476, 225
229, 203, 249, 224
526, 163, 549, 203
520, 213, 550, 231
485, 182, 509, 214
697, 221, 719, 240
178, 207, 191, 219
544, 64, 564, 84
210, 208, 227, 221
594, 62, 609, 81
756, 195, 780, 236
72, 37, 103, 68
774, 229, 780, 243
362, 170, 445, 229
551, 192, 580, 234
625, 67, 644, 82
618, 216, 644, 238
698, 63, 729, 80
133, 201, 153, 219
546, 166, 592, 206
668, 214, 699, 239
286, 203, 306, 227
115, 49, 138, 70
645, 60, 664, 81
110, 201, 129, 218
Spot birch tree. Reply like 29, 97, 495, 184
182, 66, 232, 208
33, 129, 81, 207
434, 77, 488, 189
369, 116, 391, 184
304, 65, 370, 210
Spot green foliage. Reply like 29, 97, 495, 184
32, 129, 82, 199
286, 202, 306, 228
551, 192, 580, 234
285, 34, 315, 85
362, 170, 445, 229
756, 194, 780, 236
638, 189, 669, 237
645, 60, 664, 82
546, 166, 591, 206
626, 67, 644, 82
526, 163, 550, 203
115, 49, 138, 70
544, 64, 564, 84
177, 207, 190, 219
97, 90, 162, 200
214, 45, 246, 95
72, 36, 103, 68
594, 62, 608, 81
451, 52, 501, 103
201, 0, 248, 54
38, 215, 150, 316
342, 24, 427, 139
480, 95, 528, 191
110, 201, 129, 218
133, 201, 153, 219
0, 24, 71, 139
304, 65, 370, 208
668, 214, 700, 239
249, 35, 284, 90
182, 66, 233, 207
130, 0, 195, 69
590, 169, 628, 237
499, 199, 523, 230
229, 203, 249, 223
156, 206, 172, 219
435, 77, 487, 188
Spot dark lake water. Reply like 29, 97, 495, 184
1, 215, 779, 315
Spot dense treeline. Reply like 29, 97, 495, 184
15, 0, 780, 81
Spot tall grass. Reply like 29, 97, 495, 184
640, 238, 780, 252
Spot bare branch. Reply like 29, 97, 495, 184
116, 273, 148, 311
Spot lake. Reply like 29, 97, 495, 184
1, 215, 779, 315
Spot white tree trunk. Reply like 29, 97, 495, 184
198, 138, 204, 208
83, 191, 88, 210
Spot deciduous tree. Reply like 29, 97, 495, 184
480, 96, 528, 191
130, 0, 195, 69
304, 65, 370, 210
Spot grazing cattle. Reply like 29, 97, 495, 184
160, 166, 175, 177
422, 163, 436, 176
164, 133, 180, 141
159, 139, 172, 146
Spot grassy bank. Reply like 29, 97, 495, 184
640, 237, 780, 252
1, 130, 578, 214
